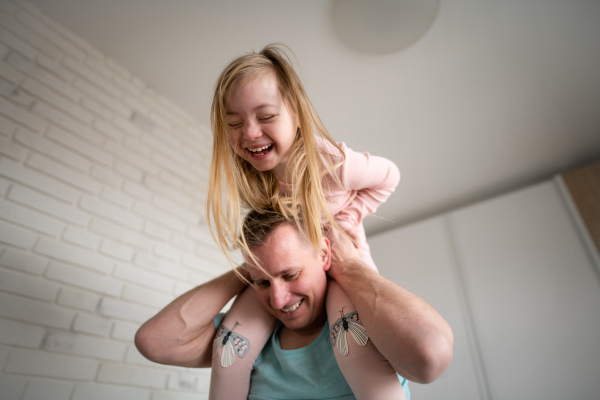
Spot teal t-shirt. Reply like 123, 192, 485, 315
214, 315, 410, 399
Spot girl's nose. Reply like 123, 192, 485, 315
270, 282, 290, 310
242, 120, 262, 141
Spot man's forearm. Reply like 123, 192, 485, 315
135, 267, 247, 368
328, 259, 454, 384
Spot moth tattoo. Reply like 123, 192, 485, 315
212, 322, 250, 367
330, 308, 369, 355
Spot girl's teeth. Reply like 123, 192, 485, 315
282, 300, 302, 313
249, 145, 271, 153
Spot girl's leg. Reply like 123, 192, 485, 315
209, 287, 277, 400
326, 281, 406, 400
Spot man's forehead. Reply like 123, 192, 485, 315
246, 265, 302, 280
251, 223, 311, 251
244, 224, 315, 274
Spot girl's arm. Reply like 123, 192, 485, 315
135, 268, 248, 368
340, 143, 401, 211
326, 228, 454, 384
320, 138, 400, 231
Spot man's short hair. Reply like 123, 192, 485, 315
241, 209, 294, 250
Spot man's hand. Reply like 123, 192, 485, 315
326, 227, 454, 384
327, 227, 364, 282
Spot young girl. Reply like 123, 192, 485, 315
207, 44, 406, 399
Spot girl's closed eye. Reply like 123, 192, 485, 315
259, 115, 275, 122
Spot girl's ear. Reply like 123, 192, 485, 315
321, 237, 331, 272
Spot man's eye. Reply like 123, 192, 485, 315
254, 280, 270, 288
284, 272, 299, 281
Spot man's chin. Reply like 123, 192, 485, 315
277, 313, 327, 333
276, 312, 308, 330
276, 314, 301, 327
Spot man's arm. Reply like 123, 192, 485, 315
135, 267, 247, 368
327, 229, 454, 384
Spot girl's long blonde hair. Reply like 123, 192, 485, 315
207, 44, 345, 272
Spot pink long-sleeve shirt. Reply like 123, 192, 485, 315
280, 137, 400, 267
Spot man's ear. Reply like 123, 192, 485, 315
321, 237, 331, 272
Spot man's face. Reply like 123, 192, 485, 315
244, 223, 330, 333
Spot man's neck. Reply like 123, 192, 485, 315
278, 323, 325, 350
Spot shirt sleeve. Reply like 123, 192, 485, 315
338, 141, 401, 216
213, 313, 226, 328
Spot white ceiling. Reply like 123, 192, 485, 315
29, 0, 600, 236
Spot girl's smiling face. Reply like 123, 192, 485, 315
224, 71, 299, 179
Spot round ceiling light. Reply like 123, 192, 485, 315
330, 0, 440, 54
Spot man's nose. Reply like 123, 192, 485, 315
242, 120, 262, 141
270, 282, 290, 310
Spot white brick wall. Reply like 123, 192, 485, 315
0, 1, 226, 398
21, 379, 75, 400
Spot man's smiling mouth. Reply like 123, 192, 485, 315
282, 299, 303, 313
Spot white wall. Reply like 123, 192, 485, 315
0, 1, 227, 399
370, 180, 600, 400
3, 1, 600, 400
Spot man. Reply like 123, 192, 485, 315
135, 211, 453, 398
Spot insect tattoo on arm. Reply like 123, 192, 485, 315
212, 321, 250, 367
330, 307, 369, 356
